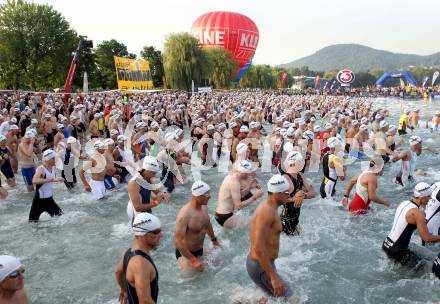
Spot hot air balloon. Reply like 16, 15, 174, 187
191, 11, 259, 81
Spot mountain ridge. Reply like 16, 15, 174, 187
280, 44, 440, 71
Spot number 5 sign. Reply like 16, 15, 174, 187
337, 69, 355, 85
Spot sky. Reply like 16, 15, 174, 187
30, 0, 440, 66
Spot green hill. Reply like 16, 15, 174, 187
280, 44, 440, 71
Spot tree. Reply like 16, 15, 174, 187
0, 0, 78, 90
203, 47, 237, 89
323, 69, 339, 80
163, 33, 207, 91
140, 46, 164, 88
95, 39, 136, 89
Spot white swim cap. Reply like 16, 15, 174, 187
324, 123, 332, 130
0, 255, 22, 282
236, 142, 248, 154
117, 135, 126, 143
207, 124, 215, 131
283, 141, 294, 153
132, 213, 161, 236
249, 122, 258, 129
361, 117, 368, 124
303, 130, 314, 140
44, 113, 51, 118
285, 127, 295, 137
327, 137, 341, 148
142, 156, 160, 172
413, 182, 432, 198
93, 141, 105, 149
379, 120, 388, 129
409, 135, 422, 146
387, 125, 396, 133
313, 125, 322, 133
191, 180, 211, 196
267, 174, 289, 193
174, 128, 183, 137
430, 182, 440, 201
110, 129, 119, 136
67, 137, 77, 144
104, 138, 114, 146
229, 122, 238, 129
360, 125, 368, 131
57, 123, 64, 130
150, 121, 159, 128
240, 125, 249, 133
285, 151, 303, 165
351, 120, 359, 126
235, 160, 255, 174
0, 135, 6, 142
42, 149, 56, 161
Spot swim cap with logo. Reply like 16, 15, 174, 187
327, 137, 341, 148
191, 180, 211, 196
413, 182, 432, 198
236, 142, 249, 154
93, 141, 105, 149
409, 135, 422, 146
267, 174, 289, 193
132, 213, 161, 236
142, 156, 160, 172
42, 149, 56, 161
285, 151, 303, 164
235, 160, 255, 174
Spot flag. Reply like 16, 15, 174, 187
314, 75, 320, 89
422, 76, 429, 88
399, 78, 405, 89
432, 71, 439, 86
329, 79, 336, 90
319, 80, 328, 90
280, 71, 287, 87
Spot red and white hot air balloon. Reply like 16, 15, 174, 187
191, 11, 259, 81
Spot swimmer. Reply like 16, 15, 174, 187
382, 183, 440, 268
392, 136, 438, 187
115, 213, 161, 304
247, 174, 293, 300
29, 149, 64, 222
342, 157, 391, 214
79, 141, 108, 200
127, 156, 171, 225
174, 181, 220, 272
320, 137, 345, 199
17, 130, 37, 192
215, 160, 263, 229
423, 182, 440, 251
0, 255, 29, 304
279, 151, 315, 235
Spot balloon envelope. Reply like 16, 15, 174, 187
191, 11, 259, 81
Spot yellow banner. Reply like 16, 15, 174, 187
114, 56, 153, 90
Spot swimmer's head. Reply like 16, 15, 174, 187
141, 156, 160, 178
284, 151, 305, 174
191, 180, 211, 204
413, 182, 432, 205
368, 157, 385, 175
42, 149, 56, 165
132, 213, 162, 249
267, 174, 290, 205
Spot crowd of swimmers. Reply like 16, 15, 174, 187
1, 90, 440, 303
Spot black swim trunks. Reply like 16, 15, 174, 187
175, 248, 203, 260
215, 212, 233, 226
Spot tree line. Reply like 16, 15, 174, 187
0, 1, 437, 92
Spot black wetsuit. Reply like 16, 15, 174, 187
161, 149, 176, 193
320, 153, 337, 199
28, 169, 63, 222
61, 147, 77, 189
280, 172, 304, 236
123, 249, 159, 304
0, 147, 14, 179
433, 252, 440, 279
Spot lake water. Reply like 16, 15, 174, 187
1, 98, 440, 303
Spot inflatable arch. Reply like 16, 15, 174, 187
375, 71, 417, 87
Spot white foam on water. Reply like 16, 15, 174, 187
111, 222, 131, 239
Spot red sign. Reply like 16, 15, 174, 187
337, 69, 355, 85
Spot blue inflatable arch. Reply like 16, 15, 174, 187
375, 71, 417, 87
